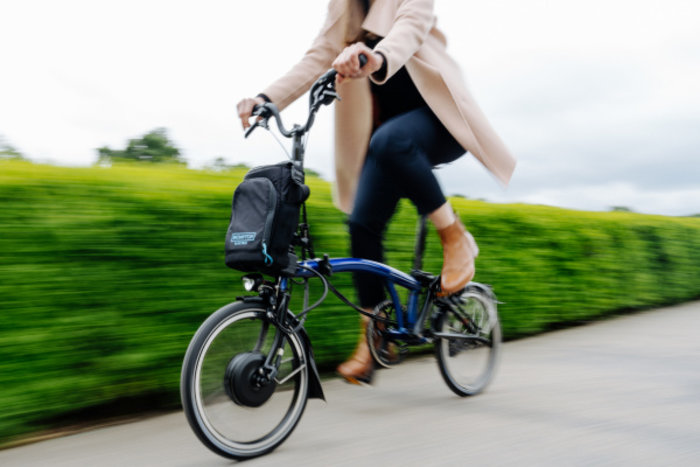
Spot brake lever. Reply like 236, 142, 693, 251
310, 78, 341, 110
244, 117, 269, 139
320, 89, 340, 105
244, 104, 271, 138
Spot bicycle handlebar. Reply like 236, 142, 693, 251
246, 103, 291, 138
245, 53, 368, 140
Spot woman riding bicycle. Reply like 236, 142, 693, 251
237, 0, 516, 385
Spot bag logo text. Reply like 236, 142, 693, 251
230, 232, 256, 246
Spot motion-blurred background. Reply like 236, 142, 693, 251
1, 0, 699, 447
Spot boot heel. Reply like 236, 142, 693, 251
437, 219, 477, 296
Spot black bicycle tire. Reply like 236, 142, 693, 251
180, 301, 309, 460
434, 292, 501, 397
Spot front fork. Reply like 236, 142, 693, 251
253, 283, 325, 400
254, 287, 290, 384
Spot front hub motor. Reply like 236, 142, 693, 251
224, 351, 277, 407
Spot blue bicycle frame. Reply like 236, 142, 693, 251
285, 257, 433, 342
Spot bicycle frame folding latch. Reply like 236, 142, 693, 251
318, 254, 333, 277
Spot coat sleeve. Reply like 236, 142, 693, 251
260, 0, 346, 111
370, 0, 435, 85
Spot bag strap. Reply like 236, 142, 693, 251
291, 162, 305, 187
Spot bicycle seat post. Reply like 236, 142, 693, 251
413, 215, 428, 272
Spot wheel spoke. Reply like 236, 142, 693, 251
275, 363, 306, 385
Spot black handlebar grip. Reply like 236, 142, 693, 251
359, 53, 368, 68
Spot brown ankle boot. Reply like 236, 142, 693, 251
336, 315, 375, 385
437, 219, 479, 296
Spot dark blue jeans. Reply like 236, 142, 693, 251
348, 106, 465, 308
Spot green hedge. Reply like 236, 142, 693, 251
1, 160, 699, 444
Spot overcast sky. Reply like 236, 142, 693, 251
2, 0, 699, 216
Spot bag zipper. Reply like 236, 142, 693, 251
261, 178, 277, 265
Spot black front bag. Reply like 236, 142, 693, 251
225, 162, 310, 275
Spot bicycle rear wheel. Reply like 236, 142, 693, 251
434, 286, 501, 396
181, 301, 309, 459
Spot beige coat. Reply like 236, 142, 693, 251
262, 0, 516, 214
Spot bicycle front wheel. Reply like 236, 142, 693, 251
181, 301, 309, 460
434, 287, 501, 396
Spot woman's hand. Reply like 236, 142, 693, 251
236, 96, 266, 131
332, 42, 384, 84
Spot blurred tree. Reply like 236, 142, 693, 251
206, 157, 249, 171
0, 135, 25, 160
97, 128, 185, 164
610, 206, 634, 212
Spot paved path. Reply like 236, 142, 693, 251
3, 301, 700, 466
